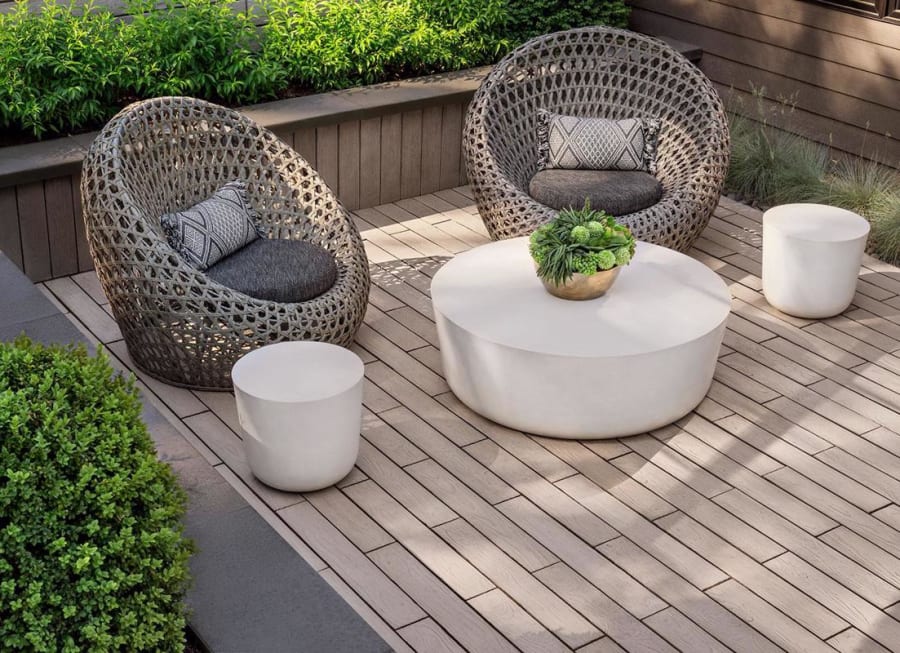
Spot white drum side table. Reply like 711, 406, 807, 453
763, 203, 869, 318
430, 238, 732, 439
232, 341, 363, 492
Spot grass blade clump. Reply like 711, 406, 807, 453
823, 156, 898, 219
726, 111, 828, 206
870, 195, 900, 266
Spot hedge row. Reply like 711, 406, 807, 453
0, 0, 629, 139
0, 338, 192, 651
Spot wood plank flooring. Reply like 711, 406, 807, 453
45, 190, 900, 652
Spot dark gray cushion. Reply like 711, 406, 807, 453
528, 169, 664, 215
206, 238, 337, 303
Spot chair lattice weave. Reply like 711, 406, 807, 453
81, 97, 370, 390
464, 27, 730, 251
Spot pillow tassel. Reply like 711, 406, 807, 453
536, 110, 552, 171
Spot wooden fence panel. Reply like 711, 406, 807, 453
380, 113, 403, 204
400, 110, 423, 199
439, 104, 463, 191
420, 106, 443, 195
0, 186, 22, 268
16, 181, 51, 281
630, 0, 900, 167
45, 176, 79, 278
316, 124, 340, 195
359, 117, 382, 209
338, 121, 361, 210
294, 127, 317, 168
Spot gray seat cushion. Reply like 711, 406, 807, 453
206, 238, 337, 303
528, 169, 664, 215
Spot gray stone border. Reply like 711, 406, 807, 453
0, 252, 390, 653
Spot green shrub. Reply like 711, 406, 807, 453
503, 0, 630, 44
0, 338, 193, 652
0, 1, 125, 137
261, 0, 507, 91
123, 0, 284, 105
0, 0, 624, 137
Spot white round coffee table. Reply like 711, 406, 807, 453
430, 238, 732, 439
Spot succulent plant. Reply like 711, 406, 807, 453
529, 201, 636, 285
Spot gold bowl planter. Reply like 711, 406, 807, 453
541, 266, 621, 300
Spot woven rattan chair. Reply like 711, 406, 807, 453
81, 97, 370, 390
464, 27, 729, 251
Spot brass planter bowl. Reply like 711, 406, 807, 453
540, 266, 622, 301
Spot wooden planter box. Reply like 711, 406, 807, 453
0, 67, 488, 282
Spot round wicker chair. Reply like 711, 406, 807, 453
81, 97, 370, 390
464, 27, 730, 251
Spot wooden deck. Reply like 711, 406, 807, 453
42, 189, 900, 653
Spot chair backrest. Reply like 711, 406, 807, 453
82, 97, 351, 275
84, 97, 295, 229
467, 27, 726, 187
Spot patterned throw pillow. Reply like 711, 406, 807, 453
537, 111, 661, 174
160, 181, 261, 270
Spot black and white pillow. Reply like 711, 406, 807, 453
537, 111, 660, 174
160, 181, 261, 270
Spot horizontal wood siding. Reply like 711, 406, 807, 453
631, 0, 900, 168
0, 101, 471, 281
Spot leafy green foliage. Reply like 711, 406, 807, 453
0, 1, 126, 137
0, 338, 193, 652
260, 0, 507, 91
530, 203, 636, 285
0, 0, 523, 137
122, 0, 284, 104
503, 0, 630, 44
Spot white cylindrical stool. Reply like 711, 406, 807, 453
232, 341, 363, 492
763, 203, 869, 318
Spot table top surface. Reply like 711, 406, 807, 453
232, 341, 364, 402
764, 203, 870, 242
431, 237, 732, 358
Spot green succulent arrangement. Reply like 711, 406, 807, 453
529, 204, 636, 285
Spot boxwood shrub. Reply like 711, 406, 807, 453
0, 338, 193, 652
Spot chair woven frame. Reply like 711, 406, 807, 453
464, 27, 730, 251
81, 97, 370, 390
